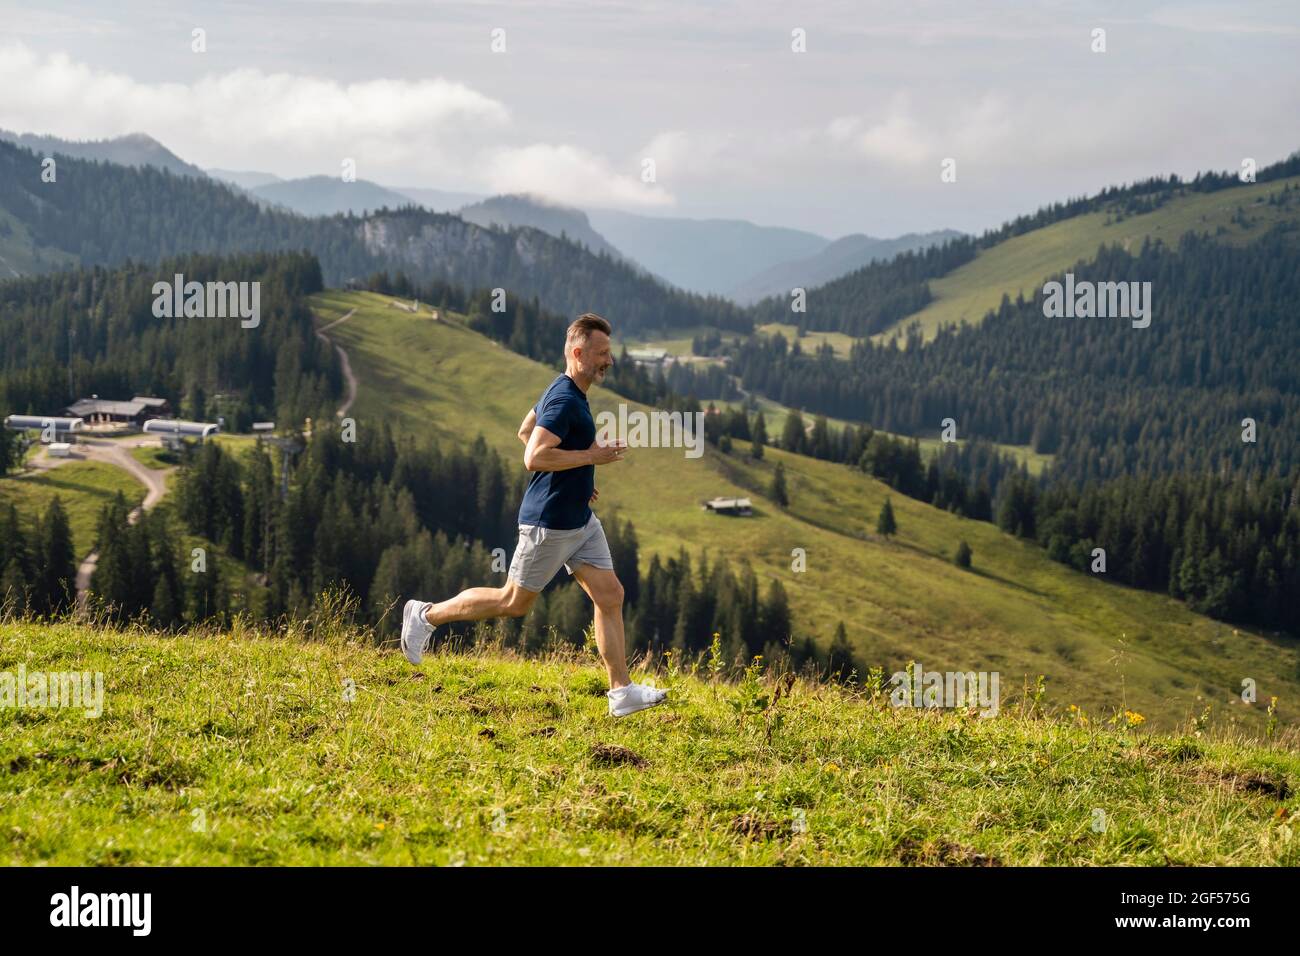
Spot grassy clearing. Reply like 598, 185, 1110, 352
717, 392, 1053, 477
613, 325, 718, 357
1, 620, 1295, 865
0, 461, 145, 556
129, 445, 179, 471
308, 291, 1300, 734
0, 206, 77, 278
873, 176, 1300, 343
208, 433, 260, 461
755, 322, 857, 358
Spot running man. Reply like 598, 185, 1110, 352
399, 312, 668, 718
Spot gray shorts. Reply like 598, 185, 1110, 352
508, 514, 614, 592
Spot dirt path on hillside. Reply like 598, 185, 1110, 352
315, 308, 358, 418
30, 437, 177, 611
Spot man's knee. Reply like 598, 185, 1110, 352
593, 574, 624, 611
501, 583, 539, 617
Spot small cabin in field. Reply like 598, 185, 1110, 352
703, 496, 753, 517
627, 348, 669, 367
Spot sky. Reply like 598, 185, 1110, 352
1, 0, 1297, 238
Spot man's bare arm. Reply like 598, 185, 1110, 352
524, 425, 626, 472
517, 408, 537, 445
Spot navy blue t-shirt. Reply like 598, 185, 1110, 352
518, 374, 595, 529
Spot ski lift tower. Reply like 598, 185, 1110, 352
254, 423, 303, 501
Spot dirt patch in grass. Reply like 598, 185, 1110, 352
731, 813, 791, 841
590, 743, 645, 767
1194, 768, 1290, 800
896, 836, 1003, 867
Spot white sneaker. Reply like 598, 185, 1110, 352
607, 682, 668, 718
400, 599, 434, 665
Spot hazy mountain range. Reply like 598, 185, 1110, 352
1, 128, 961, 302
457, 194, 626, 263
728, 229, 966, 304
0, 128, 206, 179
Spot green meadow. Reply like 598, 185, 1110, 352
0, 461, 145, 556
1, 619, 1295, 865
309, 290, 1300, 735
874, 175, 1300, 343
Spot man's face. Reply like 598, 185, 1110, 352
575, 330, 614, 382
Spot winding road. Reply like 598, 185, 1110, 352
29, 304, 359, 608
28, 435, 175, 610
315, 308, 358, 418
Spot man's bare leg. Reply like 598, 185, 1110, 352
572, 565, 630, 689
424, 581, 538, 626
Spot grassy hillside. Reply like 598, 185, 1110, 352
0, 206, 76, 278
1, 620, 1295, 865
0, 461, 145, 556
875, 176, 1300, 343
755, 322, 858, 358
310, 290, 1299, 734
716, 392, 1054, 477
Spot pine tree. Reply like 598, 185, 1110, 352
0, 427, 18, 477
810, 415, 831, 460
188, 546, 222, 622
38, 497, 76, 617
955, 539, 972, 568
750, 413, 766, 460
781, 408, 806, 454
1, 558, 27, 614
152, 570, 180, 629
0, 504, 29, 606
150, 529, 184, 628
877, 497, 897, 538
770, 461, 789, 508
760, 579, 792, 650
827, 621, 855, 680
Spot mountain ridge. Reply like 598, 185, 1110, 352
0, 128, 206, 179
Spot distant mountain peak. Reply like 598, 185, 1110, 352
248, 175, 419, 217
0, 128, 206, 179
728, 228, 966, 304
458, 193, 625, 262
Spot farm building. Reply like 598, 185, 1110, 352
65, 395, 170, 427
703, 496, 753, 516
133, 396, 171, 415
626, 348, 669, 367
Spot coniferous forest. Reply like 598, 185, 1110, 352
434, 224, 1300, 635
0, 138, 749, 335
2, 150, 1299, 659
81, 426, 826, 674
0, 251, 337, 429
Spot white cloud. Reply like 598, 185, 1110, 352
0, 41, 509, 177
483, 142, 674, 208
0, 40, 682, 208
636, 129, 735, 183
824, 93, 1033, 171
826, 95, 932, 166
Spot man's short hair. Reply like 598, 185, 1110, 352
566, 312, 612, 349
